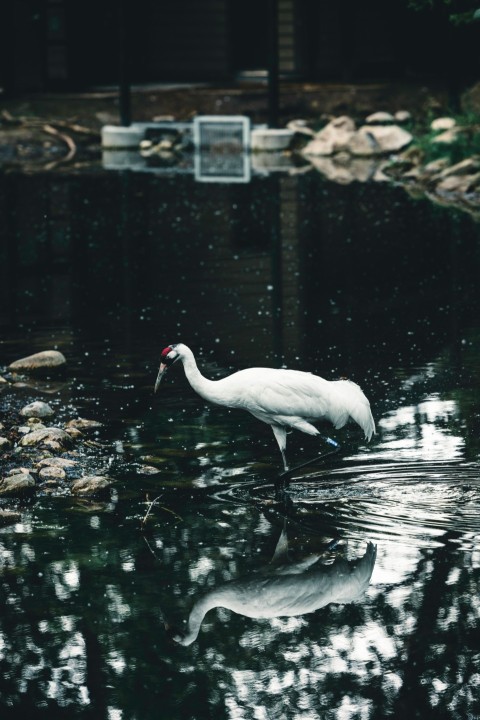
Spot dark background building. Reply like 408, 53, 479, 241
1, 0, 479, 97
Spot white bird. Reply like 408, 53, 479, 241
154, 343, 375, 471
172, 534, 377, 645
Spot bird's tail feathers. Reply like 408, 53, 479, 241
329, 380, 376, 441
348, 400, 376, 441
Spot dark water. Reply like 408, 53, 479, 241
1, 166, 480, 719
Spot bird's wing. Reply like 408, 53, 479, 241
222, 368, 375, 439
234, 369, 331, 420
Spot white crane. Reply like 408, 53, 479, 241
154, 343, 375, 471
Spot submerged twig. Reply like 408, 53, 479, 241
42, 123, 77, 168
141, 494, 183, 527
54, 119, 100, 137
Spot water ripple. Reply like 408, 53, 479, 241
212, 459, 480, 548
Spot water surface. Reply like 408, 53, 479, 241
1, 167, 480, 719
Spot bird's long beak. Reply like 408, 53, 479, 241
154, 363, 167, 393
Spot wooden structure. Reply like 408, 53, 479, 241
1, 0, 479, 96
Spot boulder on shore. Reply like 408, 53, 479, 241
19, 427, 73, 451
71, 475, 112, 497
8, 350, 66, 374
0, 472, 36, 497
20, 401, 55, 418
302, 116, 412, 158
347, 125, 413, 156
302, 116, 356, 156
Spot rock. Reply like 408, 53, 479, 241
434, 175, 466, 193
0, 472, 36, 497
435, 172, 480, 194
17, 426, 32, 435
303, 116, 356, 156
7, 466, 34, 476
307, 154, 380, 184
399, 145, 425, 164
19, 427, 73, 450
138, 464, 162, 475
37, 457, 78, 469
431, 128, 460, 145
12, 379, 67, 394
395, 110, 412, 123
66, 418, 103, 431
27, 418, 46, 428
348, 125, 413, 156
0, 509, 22, 527
71, 475, 112, 497
20, 400, 55, 418
8, 350, 66, 374
423, 158, 450, 175
38, 466, 66, 481
438, 157, 480, 178
65, 427, 83, 440
42, 440, 63, 452
286, 119, 315, 137
0, 437, 12, 452
365, 111, 395, 124
431, 117, 456, 132
396, 163, 423, 180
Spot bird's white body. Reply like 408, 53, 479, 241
155, 343, 375, 469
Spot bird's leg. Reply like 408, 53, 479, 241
323, 436, 340, 449
278, 437, 341, 480
271, 426, 288, 472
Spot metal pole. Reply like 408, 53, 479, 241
267, 0, 279, 128
270, 176, 283, 363
118, 0, 131, 126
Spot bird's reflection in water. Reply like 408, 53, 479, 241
172, 531, 377, 646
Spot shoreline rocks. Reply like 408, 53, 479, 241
288, 111, 480, 216
0, 375, 115, 518
300, 114, 413, 159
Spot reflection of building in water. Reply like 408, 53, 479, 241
0, 175, 74, 330
1, 170, 480, 375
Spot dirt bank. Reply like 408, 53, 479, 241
0, 80, 450, 171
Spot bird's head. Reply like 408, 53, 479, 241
154, 344, 180, 392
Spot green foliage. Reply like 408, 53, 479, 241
407, 0, 480, 24
413, 113, 480, 164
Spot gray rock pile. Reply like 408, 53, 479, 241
287, 112, 480, 215
295, 113, 413, 159
1, 349, 165, 526
0, 350, 115, 524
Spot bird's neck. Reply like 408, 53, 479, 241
180, 348, 222, 404
179, 593, 218, 646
